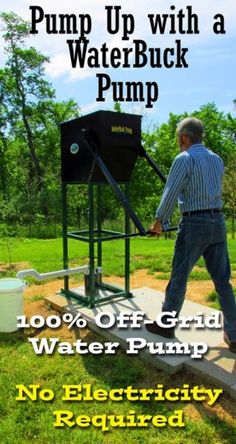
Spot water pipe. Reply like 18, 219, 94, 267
16, 265, 89, 281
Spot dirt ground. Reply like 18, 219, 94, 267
24, 267, 236, 308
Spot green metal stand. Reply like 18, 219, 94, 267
60, 182, 133, 308
59, 119, 178, 308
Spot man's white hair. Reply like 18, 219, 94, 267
177, 117, 204, 143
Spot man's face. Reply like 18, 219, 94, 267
177, 133, 190, 152
177, 133, 185, 152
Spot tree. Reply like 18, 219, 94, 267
0, 12, 55, 187
0, 69, 10, 198
195, 103, 236, 161
223, 155, 236, 239
131, 104, 236, 231
0, 12, 80, 230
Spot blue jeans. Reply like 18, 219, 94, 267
162, 213, 236, 341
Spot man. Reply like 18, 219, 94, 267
147, 117, 236, 353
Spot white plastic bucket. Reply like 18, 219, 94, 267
0, 278, 26, 333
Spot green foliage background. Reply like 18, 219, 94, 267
0, 12, 235, 238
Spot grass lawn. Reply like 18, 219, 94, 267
1, 329, 236, 444
0, 236, 236, 443
0, 236, 235, 279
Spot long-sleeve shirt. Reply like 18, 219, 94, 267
156, 144, 224, 225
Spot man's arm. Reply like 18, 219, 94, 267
148, 155, 188, 234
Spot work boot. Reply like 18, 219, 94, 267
223, 332, 236, 353
145, 321, 175, 339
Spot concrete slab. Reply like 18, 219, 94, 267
45, 293, 80, 312
80, 314, 187, 374
44, 287, 236, 394
230, 385, 236, 401
132, 287, 223, 348
185, 356, 236, 389
185, 341, 236, 397
45, 294, 72, 311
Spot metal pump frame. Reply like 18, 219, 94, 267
60, 129, 174, 308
